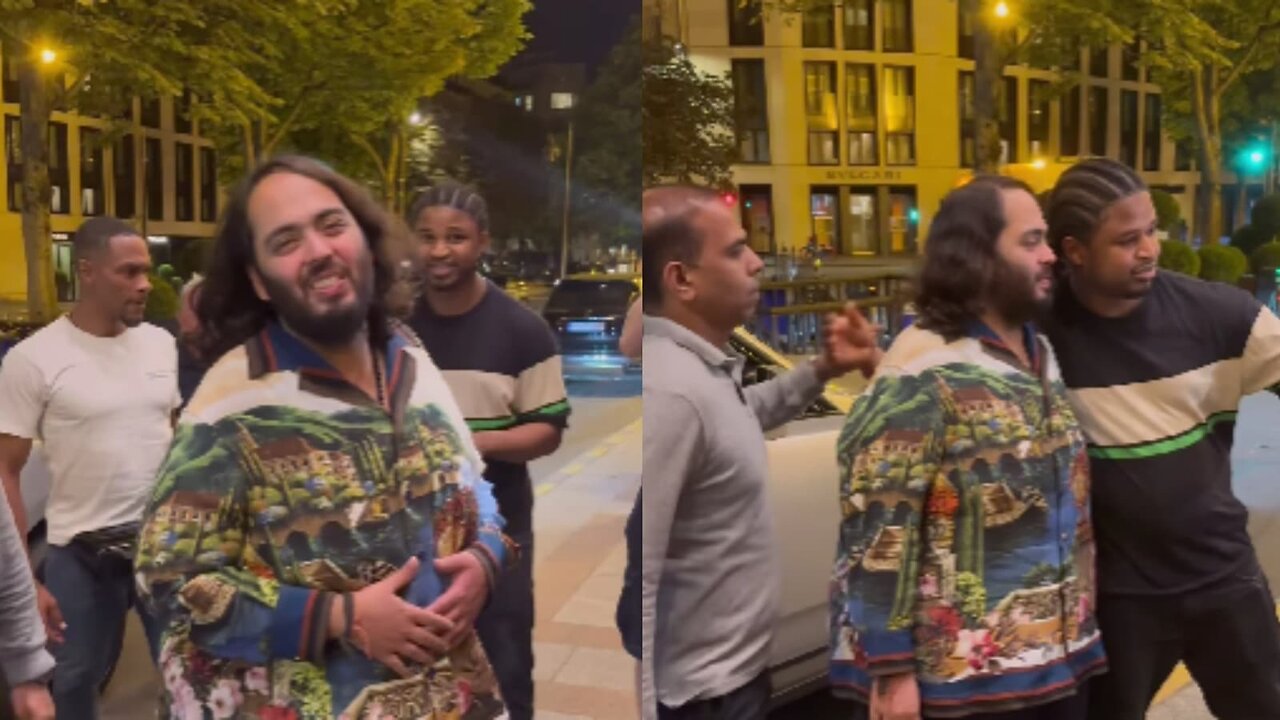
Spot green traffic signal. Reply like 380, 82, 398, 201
1239, 144, 1271, 173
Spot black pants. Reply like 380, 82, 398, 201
1089, 561, 1280, 719
658, 673, 770, 720
847, 685, 1088, 720
476, 532, 535, 720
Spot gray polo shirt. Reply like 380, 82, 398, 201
642, 316, 825, 714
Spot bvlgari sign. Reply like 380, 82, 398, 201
823, 169, 904, 182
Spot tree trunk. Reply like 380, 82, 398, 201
18, 59, 57, 323
1193, 66, 1226, 244
974, 21, 1004, 174
383, 125, 402, 212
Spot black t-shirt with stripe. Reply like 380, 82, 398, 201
409, 283, 571, 538
1044, 270, 1280, 595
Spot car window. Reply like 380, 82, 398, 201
545, 280, 637, 315
729, 335, 842, 420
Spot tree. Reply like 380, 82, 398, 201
573, 16, 644, 248
0, 0, 328, 321
1139, 0, 1280, 245
641, 35, 735, 185
230, 0, 530, 212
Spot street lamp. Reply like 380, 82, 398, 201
39, 48, 57, 65
993, 1, 1010, 19
408, 111, 423, 126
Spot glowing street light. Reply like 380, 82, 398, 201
39, 48, 57, 65
993, 1, 1010, 19
408, 111, 423, 126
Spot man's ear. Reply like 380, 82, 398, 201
661, 260, 697, 304
1062, 236, 1087, 268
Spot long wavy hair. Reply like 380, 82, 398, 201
915, 175, 1034, 340
195, 155, 413, 362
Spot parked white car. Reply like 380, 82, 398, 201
729, 329, 854, 706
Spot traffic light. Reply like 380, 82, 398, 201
1237, 143, 1271, 174
721, 191, 737, 206
908, 208, 920, 223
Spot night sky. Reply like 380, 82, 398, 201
515, 0, 637, 73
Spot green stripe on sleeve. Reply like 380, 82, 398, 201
1087, 411, 1237, 460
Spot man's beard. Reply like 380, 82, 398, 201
259, 257, 375, 347
988, 257, 1051, 327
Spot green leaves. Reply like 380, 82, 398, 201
641, 37, 735, 187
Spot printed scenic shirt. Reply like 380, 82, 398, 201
829, 323, 1105, 717
135, 321, 515, 720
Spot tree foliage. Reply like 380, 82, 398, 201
0, 0, 346, 320
641, 36, 735, 186
227, 0, 530, 212
2, 0, 528, 319
1136, 0, 1280, 245
573, 16, 644, 247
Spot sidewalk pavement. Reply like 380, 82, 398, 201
529, 418, 641, 720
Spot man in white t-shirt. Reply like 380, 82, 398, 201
0, 216, 179, 719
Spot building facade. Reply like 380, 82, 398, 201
1, 50, 220, 304
648, 0, 1223, 263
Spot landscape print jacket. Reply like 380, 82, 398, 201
828, 323, 1105, 717
135, 321, 514, 720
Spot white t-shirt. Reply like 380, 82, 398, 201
0, 316, 180, 545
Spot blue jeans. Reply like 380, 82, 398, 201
45, 543, 160, 720
476, 532, 534, 720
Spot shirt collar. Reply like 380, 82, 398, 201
966, 319, 1042, 373
256, 320, 410, 382
643, 316, 742, 374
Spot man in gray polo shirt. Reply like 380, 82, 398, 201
641, 185, 880, 720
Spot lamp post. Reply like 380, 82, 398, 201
559, 120, 574, 279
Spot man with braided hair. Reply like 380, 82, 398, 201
1042, 158, 1280, 718
406, 181, 571, 720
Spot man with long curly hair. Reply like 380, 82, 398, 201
135, 156, 514, 719
829, 177, 1101, 719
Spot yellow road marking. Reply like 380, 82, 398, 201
1152, 601, 1280, 704
535, 418, 641, 498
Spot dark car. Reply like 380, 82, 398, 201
542, 274, 640, 380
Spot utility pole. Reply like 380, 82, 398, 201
559, 120, 574, 279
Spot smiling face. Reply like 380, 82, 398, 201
413, 205, 489, 292
245, 171, 375, 347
